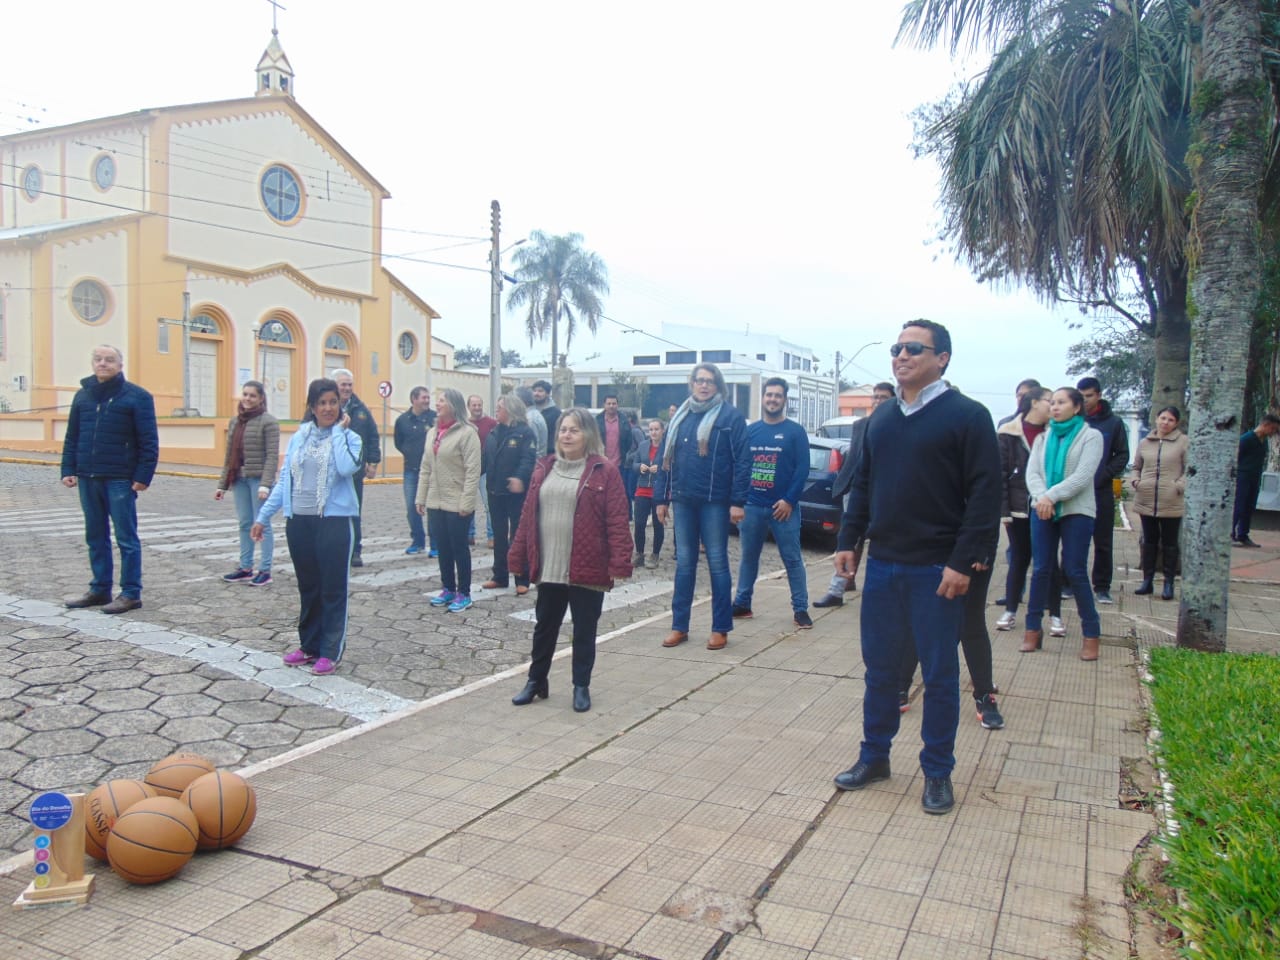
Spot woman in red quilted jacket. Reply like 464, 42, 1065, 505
508, 408, 634, 713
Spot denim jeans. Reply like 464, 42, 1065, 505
403, 470, 427, 549
733, 504, 808, 612
859, 557, 964, 779
671, 499, 733, 633
78, 477, 142, 599
897, 564, 995, 701
232, 477, 272, 571
633, 496, 664, 556
1029, 513, 1101, 637
468, 477, 494, 541
488, 491, 528, 587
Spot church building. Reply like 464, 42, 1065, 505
0, 29, 439, 466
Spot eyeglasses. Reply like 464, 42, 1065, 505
691, 377, 716, 386
889, 342, 938, 358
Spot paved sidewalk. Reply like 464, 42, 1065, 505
3, 547, 1164, 960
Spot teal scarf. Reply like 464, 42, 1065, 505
1044, 415, 1085, 519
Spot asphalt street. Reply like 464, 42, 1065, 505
0, 461, 830, 855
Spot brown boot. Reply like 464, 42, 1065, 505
1079, 637, 1100, 661
1020, 629, 1043, 653
662, 630, 688, 648
707, 632, 728, 650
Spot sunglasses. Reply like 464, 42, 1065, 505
889, 342, 938, 358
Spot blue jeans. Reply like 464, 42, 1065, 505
404, 470, 427, 549
733, 504, 808, 612
232, 477, 273, 571
468, 477, 494, 541
78, 477, 142, 599
672, 500, 733, 633
1028, 513, 1101, 637
859, 557, 964, 779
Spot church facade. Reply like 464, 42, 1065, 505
0, 31, 440, 466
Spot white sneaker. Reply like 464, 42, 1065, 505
995, 611, 1016, 631
1048, 616, 1066, 637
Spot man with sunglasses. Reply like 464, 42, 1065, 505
831, 320, 1001, 815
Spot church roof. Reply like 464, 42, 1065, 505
0, 97, 390, 198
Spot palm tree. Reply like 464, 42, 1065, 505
899, 0, 1197, 415
505, 231, 609, 373
1180, 0, 1267, 651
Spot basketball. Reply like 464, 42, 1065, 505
144, 752, 216, 799
84, 779, 157, 862
106, 797, 199, 884
180, 771, 258, 850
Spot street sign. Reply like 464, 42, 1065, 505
377, 380, 392, 398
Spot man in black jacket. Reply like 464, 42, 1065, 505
831, 321, 1000, 815
334, 370, 381, 567
61, 345, 159, 614
530, 379, 560, 455
814, 382, 894, 607
393, 386, 436, 556
1077, 377, 1130, 604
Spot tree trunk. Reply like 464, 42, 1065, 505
1151, 267, 1191, 420
1179, 0, 1265, 652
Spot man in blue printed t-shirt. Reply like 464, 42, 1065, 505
731, 377, 813, 629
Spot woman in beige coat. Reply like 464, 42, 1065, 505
416, 388, 482, 612
1130, 406, 1188, 600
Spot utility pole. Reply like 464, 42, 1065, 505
489, 200, 502, 419
832, 350, 841, 416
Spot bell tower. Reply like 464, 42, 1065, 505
255, 1, 294, 98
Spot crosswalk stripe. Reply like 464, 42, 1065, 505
507, 580, 674, 622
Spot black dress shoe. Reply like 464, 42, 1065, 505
922, 776, 954, 814
511, 679, 549, 706
833, 759, 890, 791
101, 595, 142, 615
813, 593, 844, 608
1162, 580, 1175, 601
572, 685, 591, 713
350, 555, 364, 568
66, 592, 111, 609
1134, 578, 1154, 596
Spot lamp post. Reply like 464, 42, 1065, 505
831, 340, 884, 416
488, 200, 526, 416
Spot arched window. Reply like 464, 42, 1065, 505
187, 311, 227, 417
323, 327, 354, 378
398, 332, 417, 362
256, 315, 300, 419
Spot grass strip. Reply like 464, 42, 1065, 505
1146, 647, 1280, 958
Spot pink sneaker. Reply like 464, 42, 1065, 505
283, 649, 315, 666
312, 657, 336, 675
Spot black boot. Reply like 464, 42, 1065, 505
1134, 539, 1158, 596
1134, 577, 1154, 596
1162, 579, 1175, 601
512, 678, 549, 705
572, 685, 591, 713
1162, 544, 1179, 601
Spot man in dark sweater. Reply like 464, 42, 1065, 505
832, 320, 1001, 815
393, 386, 436, 555
1232, 413, 1280, 547
1077, 377, 1130, 603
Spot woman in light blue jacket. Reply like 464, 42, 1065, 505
253, 378, 363, 675
1023, 387, 1104, 661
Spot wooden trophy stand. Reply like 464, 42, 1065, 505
12, 792, 95, 910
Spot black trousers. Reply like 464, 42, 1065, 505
633, 496, 665, 556
430, 509, 472, 595
899, 564, 996, 700
351, 470, 365, 557
1139, 515, 1181, 580
1233, 473, 1262, 540
488, 491, 528, 587
1091, 486, 1115, 591
285, 515, 352, 661
528, 584, 605, 688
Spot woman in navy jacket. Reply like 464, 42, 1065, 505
655, 363, 750, 650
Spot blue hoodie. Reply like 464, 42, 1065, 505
257, 422, 363, 522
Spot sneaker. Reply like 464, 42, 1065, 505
1061, 587, 1073, 600
898, 690, 910, 713
646, 554, 659, 569
223, 568, 254, 583
634, 551, 647, 565
405, 544, 424, 555
995, 611, 1016, 631
283, 648, 315, 666
732, 605, 753, 619
1095, 590, 1114, 605
794, 611, 813, 630
312, 657, 336, 675
1048, 616, 1066, 637
250, 571, 272, 586
447, 594, 474, 613
975, 694, 1005, 730
427, 548, 439, 558
430, 590, 456, 607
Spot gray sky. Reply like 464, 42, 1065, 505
6, 0, 1085, 412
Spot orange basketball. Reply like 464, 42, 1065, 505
106, 797, 199, 884
180, 771, 258, 850
85, 779, 157, 862
144, 752, 216, 799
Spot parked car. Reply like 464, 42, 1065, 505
800, 436, 849, 543
816, 415, 863, 440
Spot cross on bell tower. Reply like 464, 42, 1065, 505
255, 0, 295, 98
